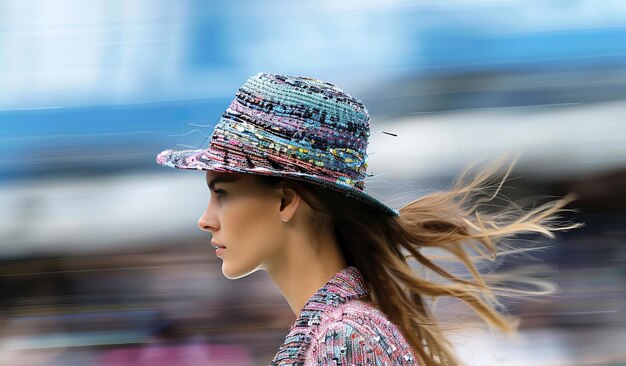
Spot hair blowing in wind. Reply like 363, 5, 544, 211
261, 153, 584, 365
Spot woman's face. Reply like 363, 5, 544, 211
198, 171, 287, 279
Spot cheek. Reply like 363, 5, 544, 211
219, 197, 284, 278
222, 198, 281, 251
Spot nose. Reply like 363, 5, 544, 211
198, 204, 219, 232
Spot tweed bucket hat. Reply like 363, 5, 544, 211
156, 72, 398, 216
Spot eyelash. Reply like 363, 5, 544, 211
212, 189, 227, 199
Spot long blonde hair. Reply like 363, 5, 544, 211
259, 154, 583, 365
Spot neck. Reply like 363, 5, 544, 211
265, 231, 348, 317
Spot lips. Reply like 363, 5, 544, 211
212, 241, 226, 258
211, 240, 226, 249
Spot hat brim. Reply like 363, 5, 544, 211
156, 149, 399, 216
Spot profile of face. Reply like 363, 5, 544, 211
198, 171, 296, 279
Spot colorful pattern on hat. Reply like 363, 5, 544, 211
156, 72, 398, 216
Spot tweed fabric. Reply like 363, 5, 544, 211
271, 266, 418, 365
156, 72, 398, 216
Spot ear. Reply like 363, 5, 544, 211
278, 184, 300, 222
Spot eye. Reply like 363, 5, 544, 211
212, 188, 227, 200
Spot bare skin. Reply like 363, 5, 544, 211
198, 171, 348, 316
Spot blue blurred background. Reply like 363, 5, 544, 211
1, 1, 625, 365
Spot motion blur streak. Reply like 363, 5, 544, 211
1, 1, 625, 365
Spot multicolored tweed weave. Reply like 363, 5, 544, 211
271, 266, 418, 365
156, 72, 398, 216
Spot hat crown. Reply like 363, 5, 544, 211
208, 72, 371, 190
155, 72, 399, 216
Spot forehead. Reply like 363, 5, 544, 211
205, 171, 253, 188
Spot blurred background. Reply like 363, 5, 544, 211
1, 0, 625, 365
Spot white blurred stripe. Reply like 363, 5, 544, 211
368, 100, 626, 180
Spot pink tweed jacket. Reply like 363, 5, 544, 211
271, 266, 419, 365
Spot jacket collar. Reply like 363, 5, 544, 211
271, 266, 369, 365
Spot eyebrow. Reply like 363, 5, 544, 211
207, 175, 239, 191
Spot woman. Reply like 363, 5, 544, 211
156, 72, 581, 365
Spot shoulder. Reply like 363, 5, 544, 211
304, 300, 418, 365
